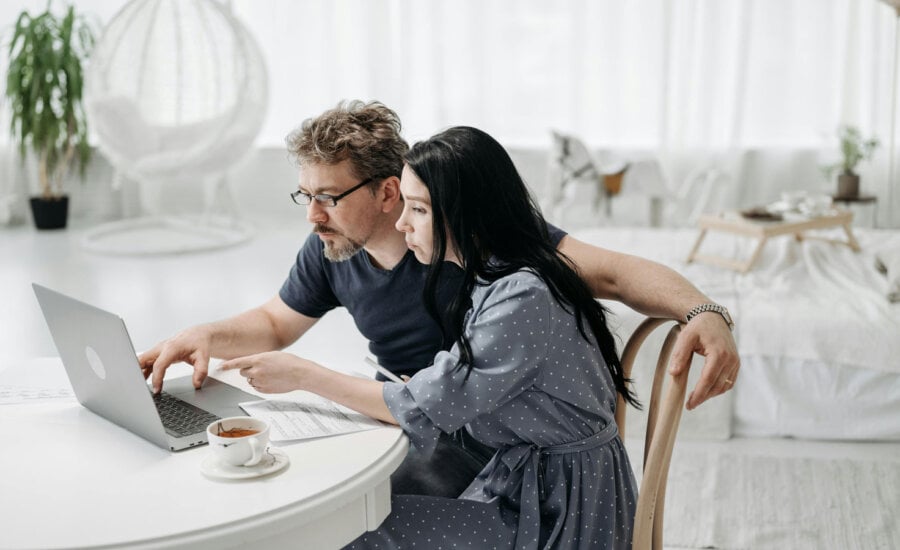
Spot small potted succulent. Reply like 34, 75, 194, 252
822, 125, 879, 199
4, 3, 95, 229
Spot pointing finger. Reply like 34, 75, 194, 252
219, 359, 241, 371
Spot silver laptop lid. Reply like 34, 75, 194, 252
32, 283, 172, 450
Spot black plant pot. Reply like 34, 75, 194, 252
29, 196, 69, 230
836, 174, 860, 199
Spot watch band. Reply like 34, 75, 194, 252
685, 303, 734, 331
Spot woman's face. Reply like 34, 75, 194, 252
396, 164, 460, 266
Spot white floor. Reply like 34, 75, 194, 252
3, 219, 899, 549
2, 218, 371, 366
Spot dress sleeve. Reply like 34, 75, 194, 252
383, 272, 553, 454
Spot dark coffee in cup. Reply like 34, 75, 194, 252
217, 427, 259, 438
208, 416, 270, 467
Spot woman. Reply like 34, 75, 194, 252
227, 126, 639, 549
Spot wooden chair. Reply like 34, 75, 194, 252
546, 130, 627, 219
615, 318, 688, 550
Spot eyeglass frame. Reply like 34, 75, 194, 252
290, 177, 375, 207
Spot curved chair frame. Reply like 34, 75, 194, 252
616, 318, 687, 550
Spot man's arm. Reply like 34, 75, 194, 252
140, 295, 319, 393
558, 235, 740, 410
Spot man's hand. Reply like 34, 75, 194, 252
138, 327, 213, 394
667, 312, 740, 410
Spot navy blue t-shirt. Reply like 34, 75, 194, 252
279, 225, 567, 377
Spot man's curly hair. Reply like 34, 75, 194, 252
286, 100, 409, 185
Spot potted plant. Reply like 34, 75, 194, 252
822, 125, 879, 199
4, 3, 95, 229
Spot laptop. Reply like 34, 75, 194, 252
32, 283, 259, 451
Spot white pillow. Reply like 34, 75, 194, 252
875, 247, 900, 303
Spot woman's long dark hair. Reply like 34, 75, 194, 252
405, 126, 639, 408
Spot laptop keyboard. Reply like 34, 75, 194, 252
152, 392, 221, 437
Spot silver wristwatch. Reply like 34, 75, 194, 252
685, 303, 734, 331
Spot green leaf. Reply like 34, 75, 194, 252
3, 1, 96, 197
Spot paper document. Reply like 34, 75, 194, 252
0, 358, 76, 405
0, 385, 75, 405
240, 394, 385, 442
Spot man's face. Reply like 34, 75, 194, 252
298, 160, 380, 262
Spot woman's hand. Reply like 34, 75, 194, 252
219, 351, 317, 393
221, 352, 398, 424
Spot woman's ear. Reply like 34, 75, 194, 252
380, 176, 402, 212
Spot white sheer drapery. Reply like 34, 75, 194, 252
1, 0, 898, 225
230, 1, 894, 147
236, 0, 900, 226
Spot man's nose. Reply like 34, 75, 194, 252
306, 201, 328, 224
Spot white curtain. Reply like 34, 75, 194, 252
227, 0, 893, 145
231, 0, 898, 224
2, 0, 898, 224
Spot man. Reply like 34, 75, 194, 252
140, 100, 739, 497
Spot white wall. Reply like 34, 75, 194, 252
0, 142, 853, 231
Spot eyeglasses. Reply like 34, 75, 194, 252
290, 177, 374, 207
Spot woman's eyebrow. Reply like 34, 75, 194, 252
404, 194, 431, 204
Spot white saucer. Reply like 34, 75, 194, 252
200, 447, 290, 480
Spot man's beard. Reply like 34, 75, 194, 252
323, 239, 363, 261
316, 224, 364, 262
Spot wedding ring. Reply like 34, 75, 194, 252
248, 377, 254, 386
724, 378, 734, 384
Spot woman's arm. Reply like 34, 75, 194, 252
219, 351, 398, 424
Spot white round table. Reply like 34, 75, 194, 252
0, 359, 408, 549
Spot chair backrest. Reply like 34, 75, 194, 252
615, 318, 688, 550
544, 131, 603, 224
550, 130, 603, 186
547, 130, 628, 221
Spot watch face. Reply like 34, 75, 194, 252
719, 308, 734, 328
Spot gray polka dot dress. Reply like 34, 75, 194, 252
345, 270, 637, 549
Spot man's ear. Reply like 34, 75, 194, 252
379, 176, 402, 212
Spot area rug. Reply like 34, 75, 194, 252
651, 448, 900, 549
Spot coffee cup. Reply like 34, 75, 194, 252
780, 190, 808, 209
798, 194, 833, 217
207, 416, 270, 467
